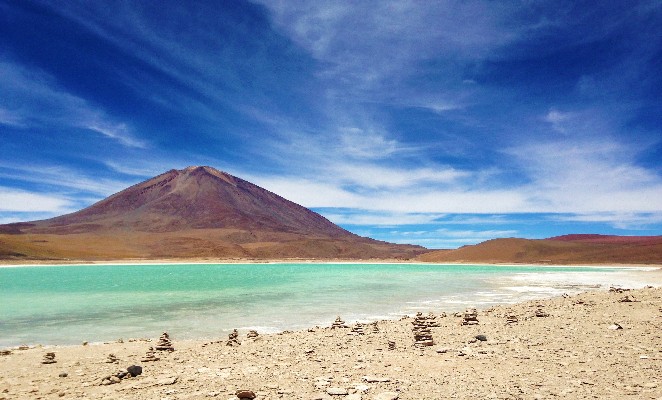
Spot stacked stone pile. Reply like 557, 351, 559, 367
246, 330, 259, 339
350, 323, 365, 335
370, 321, 380, 333
535, 306, 549, 317
226, 329, 240, 346
462, 308, 479, 325
141, 347, 160, 362
505, 313, 518, 325
331, 316, 348, 329
105, 353, 119, 363
388, 340, 396, 350
41, 352, 56, 364
412, 313, 434, 347
155, 332, 174, 351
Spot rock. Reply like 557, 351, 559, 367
331, 316, 348, 329
535, 307, 549, 317
41, 352, 56, 364
475, 334, 488, 341
346, 394, 362, 400
435, 347, 450, 354
155, 332, 174, 351
226, 329, 241, 346
106, 353, 119, 363
58, 372, 68, 378
246, 330, 259, 339
462, 308, 479, 325
608, 323, 623, 330
141, 347, 160, 362
412, 313, 434, 347
369, 321, 379, 333
350, 323, 366, 335
127, 365, 143, 376
157, 376, 178, 385
110, 376, 121, 384
355, 384, 370, 393
363, 376, 391, 383
0, 350, 11, 356
101, 378, 112, 386
235, 389, 256, 399
373, 392, 399, 400
327, 387, 349, 395
387, 340, 396, 350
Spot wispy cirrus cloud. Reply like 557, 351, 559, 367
0, 187, 73, 213
0, 61, 146, 148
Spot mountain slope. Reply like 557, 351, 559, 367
0, 166, 426, 261
417, 235, 662, 264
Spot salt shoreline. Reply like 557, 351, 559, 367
1, 287, 660, 399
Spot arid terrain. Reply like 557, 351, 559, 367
0, 167, 425, 261
1, 286, 660, 399
417, 234, 662, 265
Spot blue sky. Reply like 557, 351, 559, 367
1, 1, 661, 248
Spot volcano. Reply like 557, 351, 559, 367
0, 166, 426, 261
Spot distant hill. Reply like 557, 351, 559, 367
0, 166, 426, 261
417, 234, 662, 264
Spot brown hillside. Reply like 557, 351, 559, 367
0, 166, 426, 261
417, 236, 662, 265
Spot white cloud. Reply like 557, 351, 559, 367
0, 188, 73, 213
324, 211, 446, 226
0, 61, 146, 148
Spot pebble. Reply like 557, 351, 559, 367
346, 394, 362, 400
235, 389, 256, 399
58, 372, 68, 378
363, 376, 391, 383
373, 392, 399, 400
327, 387, 349, 395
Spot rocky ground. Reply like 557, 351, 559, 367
1, 287, 660, 400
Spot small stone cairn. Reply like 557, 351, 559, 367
155, 332, 174, 351
505, 313, 518, 325
417, 312, 441, 327
534, 306, 549, 317
105, 353, 119, 364
331, 316, 348, 329
387, 340, 396, 350
350, 323, 366, 335
141, 347, 160, 362
370, 321, 380, 333
226, 329, 240, 346
461, 308, 479, 325
246, 330, 259, 340
412, 313, 434, 347
41, 352, 56, 364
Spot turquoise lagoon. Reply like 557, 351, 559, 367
0, 263, 659, 347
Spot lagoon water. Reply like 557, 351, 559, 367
0, 263, 659, 347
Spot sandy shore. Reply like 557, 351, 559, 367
1, 287, 660, 400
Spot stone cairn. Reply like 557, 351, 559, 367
412, 313, 434, 347
535, 306, 549, 317
387, 340, 396, 350
246, 330, 259, 340
505, 313, 518, 325
105, 353, 119, 364
41, 352, 56, 364
350, 323, 366, 335
462, 308, 479, 325
370, 321, 380, 333
155, 332, 174, 351
416, 312, 441, 328
331, 316, 348, 329
226, 329, 240, 346
141, 346, 160, 362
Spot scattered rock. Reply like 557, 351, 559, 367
157, 376, 178, 385
327, 387, 348, 395
475, 334, 488, 342
618, 295, 637, 303
155, 332, 174, 351
363, 376, 391, 383
127, 365, 142, 376
373, 392, 399, 400
0, 350, 11, 356
608, 323, 623, 330
41, 352, 56, 364
58, 372, 68, 378
235, 389, 256, 399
